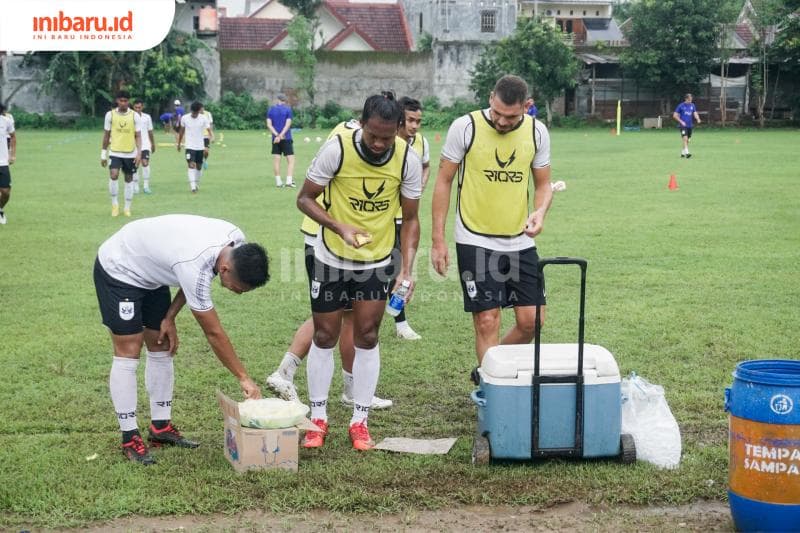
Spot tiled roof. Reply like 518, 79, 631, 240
218, 17, 289, 49
324, 1, 413, 52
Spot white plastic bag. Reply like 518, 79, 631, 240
620, 372, 682, 469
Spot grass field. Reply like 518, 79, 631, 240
1, 126, 798, 528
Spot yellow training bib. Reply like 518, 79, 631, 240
395, 132, 425, 222
110, 109, 136, 153
457, 111, 535, 237
321, 130, 407, 263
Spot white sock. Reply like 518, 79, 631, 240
275, 176, 282, 186
189, 169, 197, 189
350, 345, 380, 426
124, 181, 134, 209
395, 320, 409, 331
143, 166, 150, 188
286, 176, 294, 185
132, 172, 139, 191
197, 168, 203, 184
110, 356, 139, 432
278, 351, 302, 381
109, 179, 119, 205
342, 369, 354, 399
145, 351, 174, 422
307, 342, 334, 421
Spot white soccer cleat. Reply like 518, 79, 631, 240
341, 393, 393, 410
396, 325, 422, 340
0, 212, 6, 225
266, 371, 299, 402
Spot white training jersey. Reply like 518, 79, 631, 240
203, 110, 213, 137
103, 108, 143, 159
0, 115, 14, 166
306, 129, 423, 271
441, 109, 551, 252
97, 215, 246, 312
137, 112, 154, 151
180, 113, 210, 151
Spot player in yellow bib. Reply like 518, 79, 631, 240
297, 93, 422, 451
101, 91, 142, 217
431, 75, 553, 382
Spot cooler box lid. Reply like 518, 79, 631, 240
481, 343, 620, 381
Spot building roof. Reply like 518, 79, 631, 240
323, 1, 413, 52
218, 17, 289, 49
584, 17, 625, 45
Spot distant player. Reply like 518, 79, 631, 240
101, 90, 142, 217
159, 112, 173, 134
133, 99, 156, 194
172, 100, 185, 142
176, 102, 211, 193
94, 215, 269, 464
673, 93, 701, 158
266, 93, 295, 188
0, 102, 17, 225
201, 108, 214, 171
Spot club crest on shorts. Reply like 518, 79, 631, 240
310, 280, 321, 300
119, 300, 135, 320
466, 279, 478, 299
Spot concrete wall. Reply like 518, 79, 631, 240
0, 55, 81, 115
198, 36, 222, 101
432, 41, 485, 105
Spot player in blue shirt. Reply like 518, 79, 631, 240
266, 94, 295, 188
672, 93, 701, 158
526, 98, 538, 118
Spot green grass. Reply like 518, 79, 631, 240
1, 127, 798, 527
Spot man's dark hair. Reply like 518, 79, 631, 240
0, 102, 6, 115
398, 96, 422, 113
493, 75, 528, 106
116, 90, 131, 100
232, 243, 269, 288
190, 101, 203, 113
133, 99, 143, 106
361, 92, 402, 125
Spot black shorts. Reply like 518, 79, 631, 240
305, 245, 355, 311
185, 149, 204, 167
272, 139, 294, 156
456, 244, 546, 313
203, 138, 210, 148
140, 150, 150, 161
109, 156, 136, 175
0, 166, 10, 188
307, 258, 389, 313
679, 127, 693, 138
94, 258, 171, 336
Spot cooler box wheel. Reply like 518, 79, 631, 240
619, 433, 636, 464
472, 433, 491, 466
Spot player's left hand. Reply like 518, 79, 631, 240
391, 276, 415, 304
151, 145, 157, 154
523, 210, 544, 237
134, 155, 141, 166
239, 377, 262, 399
157, 318, 180, 355
8, 155, 14, 165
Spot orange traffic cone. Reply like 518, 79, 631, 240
668, 174, 679, 190
434, 133, 441, 142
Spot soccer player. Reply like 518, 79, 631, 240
297, 93, 422, 450
673, 93, 701, 158
159, 112, 173, 134
201, 108, 215, 170
0, 102, 16, 225
176, 102, 211, 193
101, 90, 142, 217
132, 99, 156, 194
266, 94, 295, 188
94, 214, 269, 465
431, 75, 553, 381
172, 99, 185, 142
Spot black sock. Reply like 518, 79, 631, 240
151, 419, 170, 430
394, 308, 406, 323
122, 429, 140, 443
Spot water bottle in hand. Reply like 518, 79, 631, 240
386, 279, 411, 317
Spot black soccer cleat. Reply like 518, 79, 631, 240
148, 422, 200, 448
122, 434, 156, 465
470, 366, 481, 386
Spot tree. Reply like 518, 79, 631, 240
621, 0, 725, 114
283, 15, 317, 108
281, 0, 323, 20
469, 17, 580, 125
716, 0, 742, 126
746, 0, 787, 126
768, 9, 800, 117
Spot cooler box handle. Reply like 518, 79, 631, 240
470, 389, 487, 407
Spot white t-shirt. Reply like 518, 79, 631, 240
203, 110, 214, 137
97, 215, 246, 312
0, 115, 14, 166
180, 113, 210, 151
103, 109, 143, 159
306, 129, 423, 270
441, 109, 551, 252
137, 112, 154, 151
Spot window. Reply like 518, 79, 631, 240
569, 10, 573, 15
480, 10, 496, 33
419, 13, 423, 33
193, 15, 199, 31
596, 10, 600, 16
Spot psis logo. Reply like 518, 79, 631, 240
0, 0, 175, 52
770, 394, 794, 415
119, 300, 134, 320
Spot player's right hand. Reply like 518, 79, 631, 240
339, 224, 371, 248
431, 240, 450, 277
240, 377, 262, 399
157, 317, 180, 355
100, 159, 108, 168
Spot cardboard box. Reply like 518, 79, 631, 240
217, 391, 318, 473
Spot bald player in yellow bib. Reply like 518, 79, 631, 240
297, 93, 422, 450
431, 75, 553, 384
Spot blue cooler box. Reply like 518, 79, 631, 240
472, 343, 623, 461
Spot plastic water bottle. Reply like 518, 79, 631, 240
385, 280, 411, 317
